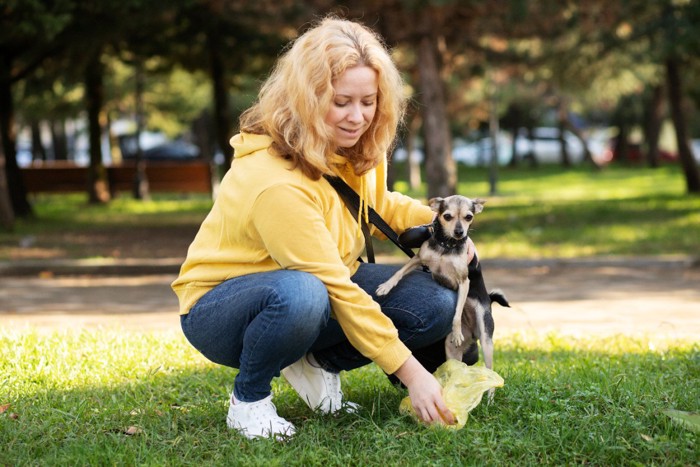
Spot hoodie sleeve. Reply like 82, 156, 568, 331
250, 183, 411, 375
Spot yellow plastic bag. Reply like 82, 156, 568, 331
399, 359, 504, 429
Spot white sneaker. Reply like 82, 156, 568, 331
281, 354, 359, 414
226, 395, 296, 440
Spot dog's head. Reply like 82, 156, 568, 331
429, 195, 485, 241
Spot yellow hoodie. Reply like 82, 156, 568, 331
172, 133, 433, 374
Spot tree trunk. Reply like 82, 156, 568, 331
0, 53, 32, 217
84, 49, 110, 203
561, 112, 600, 169
557, 98, 571, 167
665, 58, 700, 193
418, 35, 455, 199
31, 120, 47, 162
50, 119, 68, 161
504, 103, 522, 167
406, 112, 422, 191
0, 148, 15, 230
132, 61, 150, 200
613, 124, 630, 163
643, 84, 664, 168
525, 126, 538, 167
208, 29, 233, 169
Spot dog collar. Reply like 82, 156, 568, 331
436, 236, 468, 250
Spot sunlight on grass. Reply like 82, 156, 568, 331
391, 165, 699, 258
5, 166, 700, 259
29, 193, 213, 221
1, 329, 697, 465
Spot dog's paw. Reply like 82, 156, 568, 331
375, 281, 394, 296
451, 331, 464, 347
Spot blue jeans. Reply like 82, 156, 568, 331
180, 263, 456, 402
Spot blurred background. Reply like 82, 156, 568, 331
1, 0, 699, 227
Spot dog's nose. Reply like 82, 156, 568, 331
454, 224, 464, 237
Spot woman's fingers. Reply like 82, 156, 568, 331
417, 398, 455, 425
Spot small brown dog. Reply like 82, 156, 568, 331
376, 195, 509, 398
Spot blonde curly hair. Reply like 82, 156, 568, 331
239, 16, 407, 180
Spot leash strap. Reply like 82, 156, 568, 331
324, 175, 416, 261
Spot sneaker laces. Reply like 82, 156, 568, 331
227, 395, 295, 440
282, 355, 359, 414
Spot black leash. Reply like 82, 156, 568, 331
324, 175, 416, 262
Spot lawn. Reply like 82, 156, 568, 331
391, 163, 700, 259
1, 330, 697, 465
1, 164, 699, 464
2, 164, 698, 261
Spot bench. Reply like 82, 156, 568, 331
20, 161, 214, 195
106, 162, 213, 195
20, 162, 90, 193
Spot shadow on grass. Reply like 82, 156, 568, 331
2, 339, 698, 465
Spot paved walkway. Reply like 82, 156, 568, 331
1, 257, 699, 339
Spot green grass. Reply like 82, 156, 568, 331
3, 164, 699, 260
1, 330, 697, 465
10, 193, 214, 232
390, 164, 700, 259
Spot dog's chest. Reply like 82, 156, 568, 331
420, 251, 468, 291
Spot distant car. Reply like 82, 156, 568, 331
514, 127, 586, 164
394, 128, 613, 167
692, 140, 700, 163
453, 134, 512, 166
121, 139, 200, 161
607, 140, 677, 163
141, 141, 200, 160
392, 146, 424, 163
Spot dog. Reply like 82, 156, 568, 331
376, 195, 510, 398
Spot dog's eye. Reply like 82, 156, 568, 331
465, 214, 473, 221
443, 213, 453, 221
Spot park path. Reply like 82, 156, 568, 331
1, 257, 698, 339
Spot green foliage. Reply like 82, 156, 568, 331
392, 164, 700, 258
106, 57, 211, 137
1, 330, 697, 465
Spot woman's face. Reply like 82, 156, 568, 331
324, 65, 378, 149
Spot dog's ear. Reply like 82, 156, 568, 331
473, 198, 486, 214
428, 197, 444, 212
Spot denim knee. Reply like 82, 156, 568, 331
274, 271, 331, 339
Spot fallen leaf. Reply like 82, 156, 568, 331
124, 426, 142, 436
9, 413, 19, 420
0, 404, 9, 415
640, 434, 653, 442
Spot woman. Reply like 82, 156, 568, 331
172, 16, 468, 440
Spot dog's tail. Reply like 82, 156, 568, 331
489, 289, 510, 308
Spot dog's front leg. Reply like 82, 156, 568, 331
450, 280, 470, 346
375, 256, 422, 296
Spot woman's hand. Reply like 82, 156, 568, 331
394, 356, 455, 425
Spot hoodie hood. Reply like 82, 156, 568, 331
230, 132, 276, 160
230, 131, 370, 237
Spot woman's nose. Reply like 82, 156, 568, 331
347, 103, 363, 122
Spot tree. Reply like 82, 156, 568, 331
0, 0, 75, 218
167, 0, 308, 168
659, 1, 700, 193
0, 135, 14, 230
